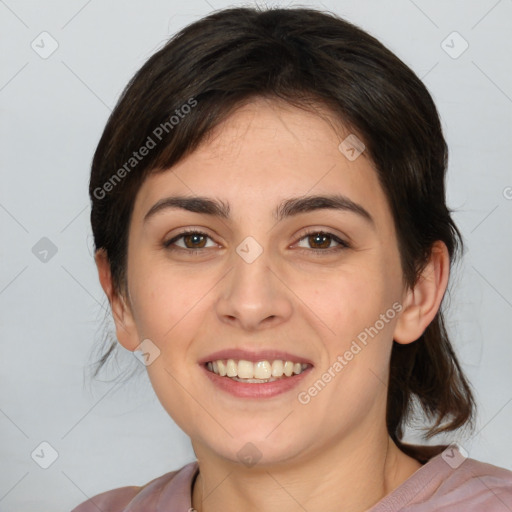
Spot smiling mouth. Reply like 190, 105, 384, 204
205, 358, 312, 383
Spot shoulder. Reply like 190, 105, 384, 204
377, 444, 512, 512
70, 462, 197, 512
438, 456, 512, 509
404, 445, 512, 511
70, 484, 143, 512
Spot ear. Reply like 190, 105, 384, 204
95, 249, 140, 352
393, 241, 450, 345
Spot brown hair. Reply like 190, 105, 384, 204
89, 6, 475, 445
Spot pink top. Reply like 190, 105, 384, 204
70, 445, 512, 511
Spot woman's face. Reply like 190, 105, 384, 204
121, 98, 409, 467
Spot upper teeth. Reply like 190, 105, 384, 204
206, 359, 309, 379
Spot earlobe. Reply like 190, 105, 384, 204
393, 241, 450, 345
94, 249, 140, 351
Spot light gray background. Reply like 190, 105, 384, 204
1, 0, 511, 510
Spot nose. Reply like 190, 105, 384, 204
215, 244, 293, 331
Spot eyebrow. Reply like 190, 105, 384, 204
143, 194, 375, 227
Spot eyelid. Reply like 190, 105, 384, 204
164, 226, 351, 253
163, 228, 218, 249
293, 226, 351, 246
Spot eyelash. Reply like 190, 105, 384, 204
163, 229, 351, 256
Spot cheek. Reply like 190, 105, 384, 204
309, 277, 397, 400
144, 356, 200, 436
304, 267, 392, 335
303, 267, 398, 388
128, 256, 213, 339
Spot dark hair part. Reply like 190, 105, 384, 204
89, 6, 475, 446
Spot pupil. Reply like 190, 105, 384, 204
186, 234, 205, 248
311, 233, 330, 249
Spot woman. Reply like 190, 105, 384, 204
72, 6, 512, 511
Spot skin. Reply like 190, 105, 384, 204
96, 97, 450, 512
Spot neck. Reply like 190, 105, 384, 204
191, 431, 422, 512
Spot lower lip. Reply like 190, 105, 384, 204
201, 364, 312, 398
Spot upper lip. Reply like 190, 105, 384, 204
198, 349, 314, 366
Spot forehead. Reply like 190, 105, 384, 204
132, 98, 393, 231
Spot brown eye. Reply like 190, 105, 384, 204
181, 233, 208, 249
164, 230, 215, 251
295, 230, 350, 253
308, 233, 333, 249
